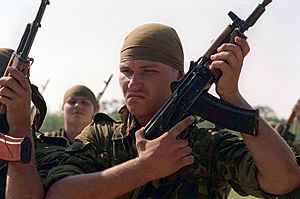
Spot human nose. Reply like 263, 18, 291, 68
128, 74, 143, 91
74, 101, 81, 108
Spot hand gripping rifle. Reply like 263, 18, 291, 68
144, 0, 272, 140
275, 99, 300, 143
0, 0, 50, 163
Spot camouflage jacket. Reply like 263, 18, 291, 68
35, 132, 70, 181
44, 107, 274, 199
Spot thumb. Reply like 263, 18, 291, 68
135, 127, 147, 152
135, 127, 146, 141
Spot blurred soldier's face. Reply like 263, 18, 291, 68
63, 96, 95, 128
119, 60, 183, 126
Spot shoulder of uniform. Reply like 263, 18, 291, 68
36, 132, 69, 147
93, 112, 120, 124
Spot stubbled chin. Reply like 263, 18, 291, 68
126, 101, 144, 114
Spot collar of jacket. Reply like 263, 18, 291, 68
112, 105, 140, 140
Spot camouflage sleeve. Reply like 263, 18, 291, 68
43, 122, 114, 191
213, 131, 276, 199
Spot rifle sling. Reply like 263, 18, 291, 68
190, 92, 259, 135
0, 133, 31, 163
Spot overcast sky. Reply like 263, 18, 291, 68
1, 0, 299, 119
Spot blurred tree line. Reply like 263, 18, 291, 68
40, 99, 284, 132
254, 105, 285, 124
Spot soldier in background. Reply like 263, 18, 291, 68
274, 100, 300, 155
43, 85, 99, 143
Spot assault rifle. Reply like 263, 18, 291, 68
275, 99, 300, 143
0, 0, 50, 163
96, 74, 113, 102
144, 0, 272, 140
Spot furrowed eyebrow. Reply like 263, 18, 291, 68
119, 65, 129, 69
140, 64, 157, 69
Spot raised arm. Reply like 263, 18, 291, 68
0, 67, 44, 199
210, 37, 300, 194
45, 116, 195, 199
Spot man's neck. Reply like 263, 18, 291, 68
136, 116, 151, 127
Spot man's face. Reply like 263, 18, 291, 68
119, 60, 183, 125
63, 96, 95, 128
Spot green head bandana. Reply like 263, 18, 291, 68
63, 85, 98, 110
120, 23, 184, 71
0, 48, 14, 76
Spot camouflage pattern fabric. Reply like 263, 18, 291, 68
43, 128, 67, 139
44, 107, 275, 198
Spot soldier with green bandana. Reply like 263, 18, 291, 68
42, 23, 300, 199
43, 85, 99, 143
